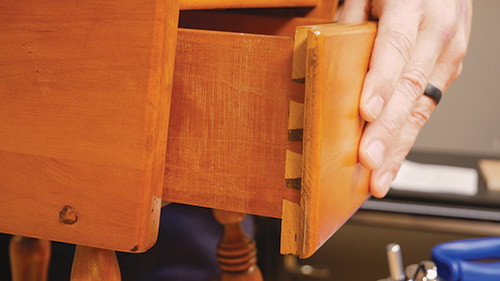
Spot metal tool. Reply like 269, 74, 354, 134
377, 243, 406, 281
405, 261, 439, 281
378, 243, 441, 281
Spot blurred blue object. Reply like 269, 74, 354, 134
432, 237, 500, 281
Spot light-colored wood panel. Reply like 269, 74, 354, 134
281, 199, 301, 256
163, 29, 302, 218
292, 25, 314, 82
288, 101, 305, 130
180, 0, 317, 10
282, 23, 376, 258
285, 151, 303, 179
0, 0, 179, 252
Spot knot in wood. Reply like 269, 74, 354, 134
59, 205, 78, 225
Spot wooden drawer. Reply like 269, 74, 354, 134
164, 12, 375, 258
0, 4, 374, 258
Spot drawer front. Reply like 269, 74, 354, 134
282, 23, 376, 258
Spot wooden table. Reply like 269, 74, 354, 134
0, 0, 376, 279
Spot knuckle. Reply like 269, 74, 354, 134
450, 38, 468, 65
409, 105, 433, 130
379, 107, 408, 141
384, 27, 414, 62
439, 20, 458, 43
391, 152, 407, 176
423, 7, 458, 44
451, 50, 466, 67
400, 67, 428, 99
449, 62, 463, 83
390, 144, 412, 174
368, 68, 397, 93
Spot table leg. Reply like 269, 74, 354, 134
213, 209, 263, 281
9, 236, 51, 281
70, 245, 121, 281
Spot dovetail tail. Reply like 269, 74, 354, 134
288, 101, 304, 139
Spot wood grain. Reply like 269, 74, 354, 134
163, 29, 303, 218
292, 25, 314, 82
281, 200, 301, 256
0, 0, 179, 252
298, 22, 376, 258
180, 0, 317, 10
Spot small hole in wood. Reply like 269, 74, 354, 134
59, 205, 78, 225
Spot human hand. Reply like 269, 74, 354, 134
338, 0, 473, 197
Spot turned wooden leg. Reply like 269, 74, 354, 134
213, 209, 263, 281
9, 236, 51, 281
70, 245, 121, 281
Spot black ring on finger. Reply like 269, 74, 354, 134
423, 83, 442, 105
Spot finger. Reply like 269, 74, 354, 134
359, 0, 423, 122
359, 28, 447, 170
337, 0, 371, 23
370, 96, 436, 197
427, 1, 470, 93
456, 0, 472, 39
427, 59, 461, 94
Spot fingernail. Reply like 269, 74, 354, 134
365, 141, 385, 168
366, 96, 384, 120
377, 172, 394, 197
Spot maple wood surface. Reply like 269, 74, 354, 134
0, 0, 179, 252
179, 0, 317, 10
298, 23, 376, 258
163, 28, 303, 218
